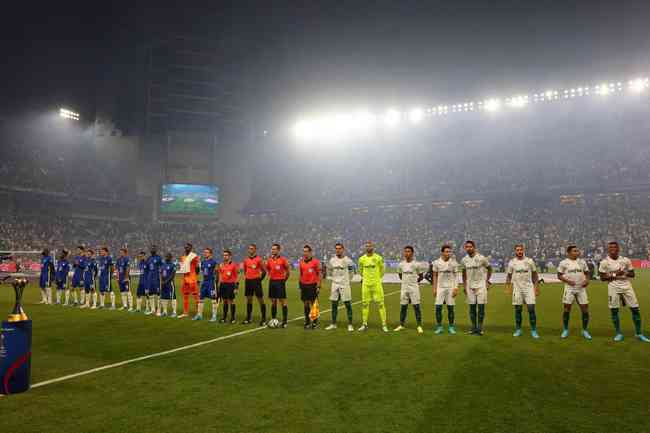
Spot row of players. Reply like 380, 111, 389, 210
35, 240, 649, 341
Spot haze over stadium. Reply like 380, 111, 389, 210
1, 2, 650, 433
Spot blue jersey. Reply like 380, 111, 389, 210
40, 255, 53, 286
161, 262, 176, 285
98, 256, 113, 281
83, 258, 98, 283
72, 255, 84, 279
146, 255, 163, 286
116, 256, 130, 281
55, 259, 70, 284
201, 258, 218, 282
138, 259, 148, 284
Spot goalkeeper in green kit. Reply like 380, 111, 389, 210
357, 241, 389, 332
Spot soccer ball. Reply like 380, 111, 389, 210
267, 318, 280, 328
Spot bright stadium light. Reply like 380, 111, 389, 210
507, 95, 528, 108
59, 108, 79, 120
383, 109, 401, 127
292, 120, 313, 140
629, 77, 649, 93
595, 83, 610, 96
408, 108, 425, 124
484, 98, 501, 112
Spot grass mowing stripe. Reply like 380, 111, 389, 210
26, 288, 401, 391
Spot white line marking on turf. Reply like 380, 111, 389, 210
25, 289, 401, 391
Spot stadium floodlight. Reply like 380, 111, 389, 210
59, 108, 79, 120
628, 77, 649, 93
507, 95, 528, 108
292, 120, 313, 140
595, 83, 610, 96
383, 108, 401, 127
484, 98, 501, 112
408, 108, 424, 124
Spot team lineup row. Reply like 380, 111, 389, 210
31, 239, 649, 342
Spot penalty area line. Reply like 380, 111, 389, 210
24, 289, 401, 392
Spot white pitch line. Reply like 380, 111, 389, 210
26, 289, 401, 391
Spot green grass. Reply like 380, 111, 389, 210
1, 272, 650, 433
160, 199, 216, 215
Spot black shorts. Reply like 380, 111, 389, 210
300, 283, 319, 302
219, 282, 238, 300
245, 278, 264, 298
268, 280, 287, 299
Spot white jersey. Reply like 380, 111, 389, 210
507, 257, 537, 290
328, 256, 354, 288
461, 253, 490, 289
557, 258, 588, 290
598, 256, 634, 292
431, 258, 459, 289
397, 260, 428, 290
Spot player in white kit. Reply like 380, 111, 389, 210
461, 240, 492, 335
557, 245, 592, 340
431, 245, 460, 335
325, 243, 355, 331
505, 244, 540, 338
598, 241, 650, 342
395, 246, 427, 334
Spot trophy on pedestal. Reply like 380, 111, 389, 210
7, 277, 29, 322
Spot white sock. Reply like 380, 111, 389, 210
121, 293, 127, 307
56, 290, 62, 304
110, 292, 115, 308
100, 293, 105, 307
85, 293, 91, 307
64, 289, 70, 305
136, 297, 142, 311
212, 300, 218, 318
171, 299, 177, 314
128, 292, 133, 309
198, 302, 204, 316
161, 300, 168, 314
93, 292, 98, 307
73, 290, 79, 303
79, 291, 84, 304
47, 287, 52, 304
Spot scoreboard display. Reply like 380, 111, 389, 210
160, 184, 219, 216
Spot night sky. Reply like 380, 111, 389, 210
1, 1, 649, 126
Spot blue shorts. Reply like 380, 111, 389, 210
119, 280, 130, 293
39, 275, 49, 289
147, 279, 160, 296
72, 273, 83, 288
56, 280, 66, 291
161, 282, 177, 300
137, 280, 147, 297
200, 281, 217, 300
83, 279, 94, 293
99, 278, 111, 293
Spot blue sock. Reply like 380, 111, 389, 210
528, 305, 537, 331
611, 308, 621, 333
447, 305, 455, 325
399, 304, 408, 325
413, 304, 422, 326
515, 306, 523, 329
435, 305, 443, 325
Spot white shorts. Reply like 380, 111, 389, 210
400, 286, 421, 305
512, 287, 536, 305
562, 287, 588, 305
466, 286, 487, 305
608, 287, 639, 309
435, 287, 455, 306
330, 285, 352, 302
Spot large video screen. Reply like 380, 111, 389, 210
160, 184, 219, 216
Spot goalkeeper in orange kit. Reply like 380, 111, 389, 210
178, 243, 200, 318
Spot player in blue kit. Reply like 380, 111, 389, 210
194, 248, 219, 321
97, 247, 115, 309
39, 248, 55, 304
134, 251, 148, 313
160, 253, 178, 318
146, 246, 163, 316
54, 249, 71, 305
116, 248, 133, 311
82, 249, 98, 309
71, 245, 86, 306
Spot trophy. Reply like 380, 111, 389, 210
7, 277, 29, 322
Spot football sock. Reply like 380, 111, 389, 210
413, 304, 422, 326
136, 297, 142, 311
161, 300, 168, 313
211, 300, 218, 317
171, 299, 177, 314
261, 303, 267, 321
469, 304, 478, 330
121, 293, 127, 307
40, 289, 47, 303
610, 308, 621, 333
223, 303, 229, 318
331, 300, 339, 323
93, 292, 98, 307
344, 301, 353, 323
246, 303, 253, 321
361, 301, 370, 325
282, 305, 288, 323
631, 308, 642, 335
46, 287, 52, 304
581, 311, 589, 330
527, 305, 537, 331
562, 311, 570, 330
110, 292, 116, 308
515, 305, 523, 329
64, 289, 70, 305
447, 305, 455, 325
271, 304, 277, 319
399, 304, 407, 325
378, 301, 387, 325
74, 291, 79, 304
56, 290, 62, 304
100, 293, 105, 307
304, 304, 310, 323
435, 305, 443, 325
478, 304, 486, 328
230, 304, 236, 321
198, 301, 204, 316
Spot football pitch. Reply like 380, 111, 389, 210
160, 199, 216, 215
1, 272, 649, 433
